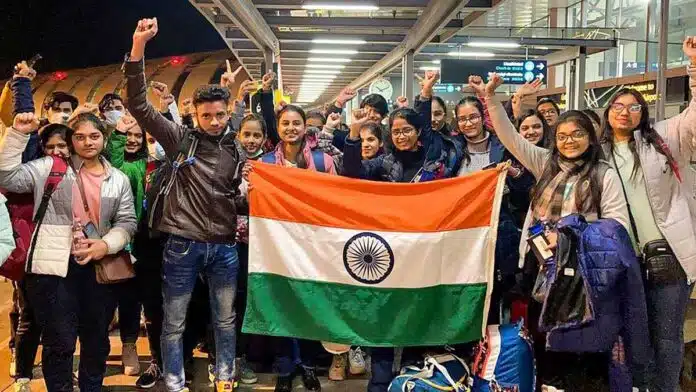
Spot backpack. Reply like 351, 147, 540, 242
261, 149, 327, 173
2, 156, 68, 280
145, 130, 199, 235
388, 353, 471, 392
471, 322, 535, 392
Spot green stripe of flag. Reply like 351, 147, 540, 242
242, 273, 488, 347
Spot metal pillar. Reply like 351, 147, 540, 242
402, 50, 415, 100
564, 47, 587, 110
263, 47, 274, 74
655, 0, 669, 121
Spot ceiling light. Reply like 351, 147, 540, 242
302, 3, 379, 11
310, 49, 359, 55
303, 70, 341, 75
306, 64, 346, 69
419, 66, 441, 71
308, 57, 352, 63
311, 39, 367, 45
447, 51, 495, 58
467, 41, 520, 49
432, 60, 441, 64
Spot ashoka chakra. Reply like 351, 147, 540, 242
342, 232, 395, 284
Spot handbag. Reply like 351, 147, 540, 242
71, 161, 135, 284
388, 353, 471, 392
610, 153, 685, 285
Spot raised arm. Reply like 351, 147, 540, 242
659, 37, 696, 158
258, 72, 280, 146
0, 113, 47, 194
474, 74, 550, 178
126, 18, 185, 155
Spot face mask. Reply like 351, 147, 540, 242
148, 141, 166, 161
49, 113, 70, 125
103, 110, 125, 127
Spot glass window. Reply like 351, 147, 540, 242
584, 0, 608, 27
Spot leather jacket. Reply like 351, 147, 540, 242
125, 59, 247, 244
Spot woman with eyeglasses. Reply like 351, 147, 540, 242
475, 72, 646, 391
600, 36, 696, 392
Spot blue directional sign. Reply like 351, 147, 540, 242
441, 59, 547, 85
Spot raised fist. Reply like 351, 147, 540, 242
68, 103, 100, 123
261, 71, 276, 92
12, 112, 40, 134
150, 81, 169, 97
336, 87, 357, 107
116, 115, 138, 134
351, 108, 369, 127
13, 61, 37, 81
133, 18, 159, 45
326, 112, 341, 130
395, 96, 408, 109
684, 36, 696, 63
181, 98, 194, 116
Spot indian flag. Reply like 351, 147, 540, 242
242, 163, 507, 347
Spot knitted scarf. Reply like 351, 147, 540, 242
533, 158, 592, 223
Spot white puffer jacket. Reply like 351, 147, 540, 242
0, 128, 137, 277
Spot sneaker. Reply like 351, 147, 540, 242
9, 349, 16, 378
275, 374, 294, 392
135, 362, 162, 389
215, 380, 235, 392
328, 354, 346, 381
348, 348, 366, 375
301, 367, 322, 391
122, 342, 141, 376
237, 358, 258, 384
13, 378, 30, 392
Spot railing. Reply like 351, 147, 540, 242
459, 26, 621, 40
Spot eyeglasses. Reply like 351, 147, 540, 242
538, 109, 558, 116
610, 103, 642, 113
456, 114, 481, 125
391, 127, 417, 137
556, 130, 589, 143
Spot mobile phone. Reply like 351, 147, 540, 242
83, 221, 101, 240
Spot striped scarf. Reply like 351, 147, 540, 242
533, 159, 592, 223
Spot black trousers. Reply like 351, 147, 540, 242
115, 277, 141, 344
134, 235, 203, 366
26, 261, 117, 392
10, 280, 42, 379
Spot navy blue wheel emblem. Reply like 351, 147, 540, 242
343, 232, 395, 284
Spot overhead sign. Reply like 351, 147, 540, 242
441, 59, 547, 85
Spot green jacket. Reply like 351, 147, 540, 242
107, 131, 147, 222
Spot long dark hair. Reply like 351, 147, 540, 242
602, 88, 677, 181
516, 110, 551, 148
277, 105, 311, 169
66, 113, 107, 155
531, 111, 604, 214
452, 96, 493, 165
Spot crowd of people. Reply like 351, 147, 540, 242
0, 16, 695, 392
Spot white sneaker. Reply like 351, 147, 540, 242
348, 347, 366, 375
13, 378, 30, 392
122, 342, 141, 376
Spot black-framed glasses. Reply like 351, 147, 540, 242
610, 103, 642, 113
456, 114, 481, 125
391, 127, 417, 137
556, 130, 588, 143
538, 109, 558, 116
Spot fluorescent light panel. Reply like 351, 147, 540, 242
302, 4, 379, 11
308, 57, 352, 63
311, 39, 367, 45
305, 64, 345, 69
310, 49, 359, 55
447, 51, 495, 57
419, 66, 440, 71
303, 70, 341, 75
468, 41, 520, 49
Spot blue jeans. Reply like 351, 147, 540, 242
161, 235, 239, 391
645, 278, 692, 392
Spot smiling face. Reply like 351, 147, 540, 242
391, 117, 419, 151
43, 134, 70, 158
125, 125, 144, 154
432, 99, 446, 132
455, 103, 484, 140
555, 121, 590, 159
519, 115, 544, 145
608, 93, 643, 135
238, 119, 265, 155
360, 127, 383, 160
278, 110, 306, 145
